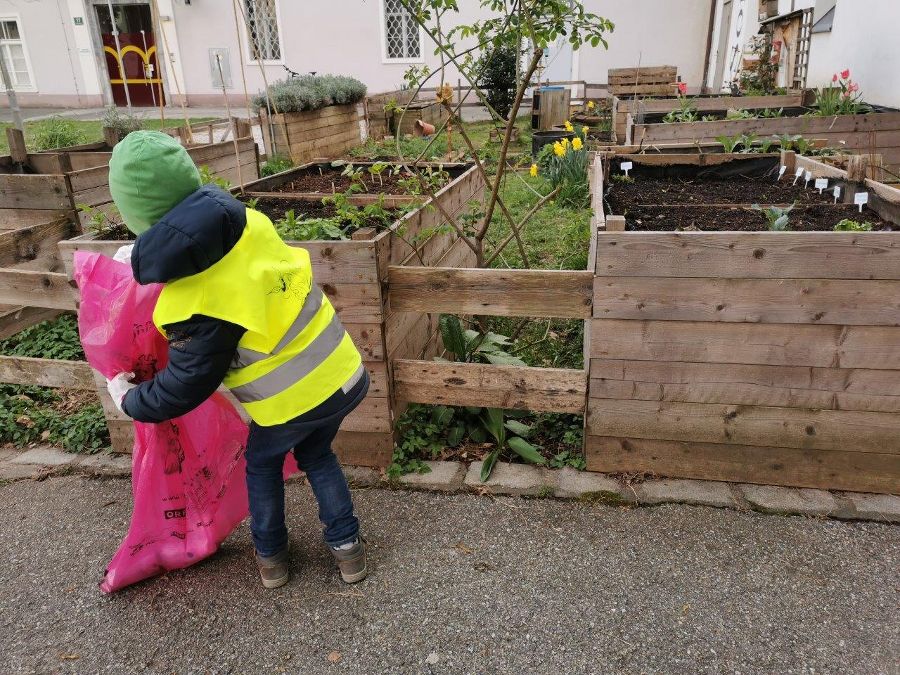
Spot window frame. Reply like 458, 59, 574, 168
379, 0, 425, 64
242, 0, 285, 66
0, 15, 37, 92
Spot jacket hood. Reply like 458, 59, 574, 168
108, 130, 203, 235
131, 185, 247, 285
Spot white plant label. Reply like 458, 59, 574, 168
815, 178, 828, 193
804, 170, 813, 187
854, 191, 869, 212
793, 167, 804, 184
778, 165, 787, 180
833, 185, 841, 203
620, 161, 633, 177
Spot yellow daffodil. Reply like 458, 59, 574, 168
572, 137, 583, 151
564, 120, 574, 132
587, 100, 595, 110
529, 163, 538, 177
562, 137, 570, 147
553, 141, 565, 157
582, 125, 590, 136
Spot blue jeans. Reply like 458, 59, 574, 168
244, 372, 368, 557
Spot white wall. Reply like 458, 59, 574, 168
0, 0, 99, 106
807, 0, 900, 108
576, 0, 712, 89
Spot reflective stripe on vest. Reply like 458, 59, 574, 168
152, 207, 362, 426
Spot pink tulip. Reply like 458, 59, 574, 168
677, 82, 687, 95
832, 73, 838, 83
849, 82, 859, 93
841, 69, 850, 80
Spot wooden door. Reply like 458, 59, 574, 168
96, 3, 163, 107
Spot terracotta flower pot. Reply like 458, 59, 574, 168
415, 119, 436, 136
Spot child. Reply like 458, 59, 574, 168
105, 131, 367, 588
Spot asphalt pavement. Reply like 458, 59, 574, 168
0, 475, 897, 674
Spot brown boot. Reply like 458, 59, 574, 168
255, 546, 290, 589
330, 538, 367, 583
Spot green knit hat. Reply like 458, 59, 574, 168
108, 130, 202, 235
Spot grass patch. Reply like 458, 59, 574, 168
0, 315, 108, 453
0, 116, 215, 154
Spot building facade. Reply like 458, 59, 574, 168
0, 0, 897, 110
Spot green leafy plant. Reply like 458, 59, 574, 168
716, 134, 742, 153
251, 74, 366, 114
30, 116, 87, 151
273, 209, 346, 241
437, 315, 545, 481
738, 133, 758, 153
774, 134, 802, 151
752, 202, 795, 231
834, 219, 873, 231
757, 139, 775, 153
757, 107, 784, 118
611, 174, 633, 183
260, 155, 293, 177
662, 96, 698, 123
701, 114, 717, 122
725, 108, 755, 120
198, 164, 232, 190
0, 315, 83, 361
76, 203, 131, 240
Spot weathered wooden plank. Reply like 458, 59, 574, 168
0, 174, 71, 210
616, 94, 803, 115
594, 232, 900, 280
340, 396, 391, 433
0, 270, 75, 310
608, 65, 676, 80
589, 359, 900, 413
586, 398, 900, 454
590, 319, 900, 370
0, 307, 64, 340
585, 436, 900, 494
1, 221, 76, 264
0, 355, 94, 389
593, 277, 900, 325
333, 431, 394, 468
388, 267, 593, 318
609, 84, 677, 96
393, 360, 587, 413
320, 282, 383, 323
0, 208, 69, 230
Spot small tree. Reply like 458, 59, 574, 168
477, 44, 518, 121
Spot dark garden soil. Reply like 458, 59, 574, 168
246, 196, 400, 228
607, 175, 837, 210
268, 163, 465, 195
92, 224, 134, 241
622, 204, 895, 232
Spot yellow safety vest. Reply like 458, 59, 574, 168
152, 208, 363, 426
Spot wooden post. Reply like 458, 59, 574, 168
605, 215, 626, 232
846, 154, 869, 184
5, 127, 27, 165
780, 150, 796, 173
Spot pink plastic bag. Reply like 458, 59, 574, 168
73, 252, 279, 592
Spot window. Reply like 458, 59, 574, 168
0, 19, 33, 89
383, 0, 421, 60
245, 0, 281, 62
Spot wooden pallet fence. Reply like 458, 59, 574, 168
607, 66, 677, 97
626, 111, 900, 172
386, 264, 592, 418
585, 154, 900, 494
611, 93, 803, 143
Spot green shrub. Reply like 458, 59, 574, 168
29, 116, 87, 151
252, 75, 367, 114
260, 155, 294, 177
477, 44, 518, 120
0, 315, 84, 361
101, 106, 144, 140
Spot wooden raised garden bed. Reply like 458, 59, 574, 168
55, 163, 486, 467
259, 104, 364, 165
612, 93, 804, 143
586, 152, 900, 494
626, 107, 900, 174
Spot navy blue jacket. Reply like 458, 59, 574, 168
121, 186, 248, 423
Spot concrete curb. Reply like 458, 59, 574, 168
1, 449, 898, 524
